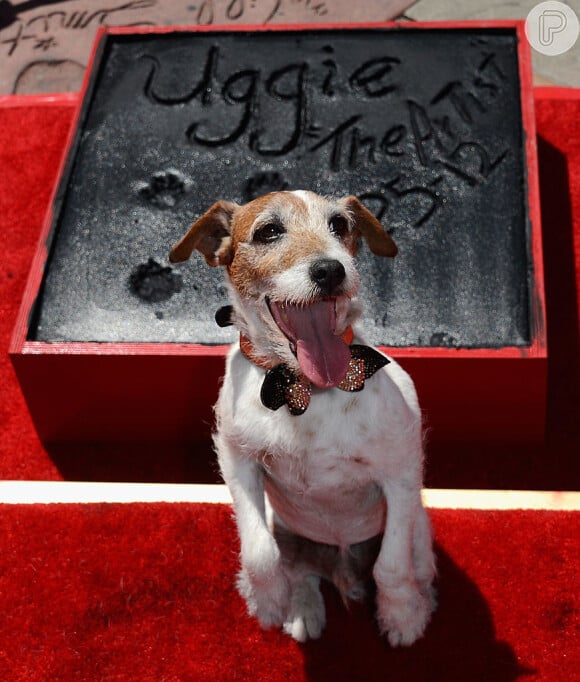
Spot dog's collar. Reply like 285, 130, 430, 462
215, 305, 389, 415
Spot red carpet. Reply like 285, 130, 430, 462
1, 90, 580, 488
0, 502, 578, 682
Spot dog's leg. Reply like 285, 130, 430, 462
282, 574, 326, 642
413, 504, 437, 608
373, 475, 435, 647
273, 522, 329, 641
218, 441, 291, 628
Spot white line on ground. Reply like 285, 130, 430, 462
0, 482, 578, 510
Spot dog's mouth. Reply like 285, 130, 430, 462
267, 298, 352, 389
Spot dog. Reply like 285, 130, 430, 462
169, 190, 436, 644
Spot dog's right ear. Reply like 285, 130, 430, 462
341, 196, 398, 258
169, 201, 237, 266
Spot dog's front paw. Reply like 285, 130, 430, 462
237, 565, 290, 628
376, 581, 434, 647
238, 536, 290, 628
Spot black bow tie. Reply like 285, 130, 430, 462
215, 305, 389, 415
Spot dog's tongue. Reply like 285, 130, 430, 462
271, 300, 351, 388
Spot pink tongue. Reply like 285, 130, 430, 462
278, 301, 351, 389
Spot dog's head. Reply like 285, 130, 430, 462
170, 191, 396, 388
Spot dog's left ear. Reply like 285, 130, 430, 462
341, 196, 398, 257
169, 201, 237, 266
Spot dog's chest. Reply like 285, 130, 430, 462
225, 352, 394, 477
219, 351, 412, 545
261, 392, 390, 545
264, 445, 371, 498
245, 375, 390, 492
263, 403, 378, 488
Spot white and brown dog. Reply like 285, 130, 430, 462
170, 190, 436, 645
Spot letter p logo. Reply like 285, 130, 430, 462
526, 2, 579, 55
539, 9, 567, 45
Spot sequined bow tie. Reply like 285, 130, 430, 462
260, 345, 390, 415
215, 305, 390, 416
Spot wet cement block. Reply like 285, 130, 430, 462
31, 27, 532, 348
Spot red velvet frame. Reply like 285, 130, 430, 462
9, 21, 547, 449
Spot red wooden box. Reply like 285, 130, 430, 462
10, 21, 546, 451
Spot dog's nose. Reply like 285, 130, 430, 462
309, 258, 346, 294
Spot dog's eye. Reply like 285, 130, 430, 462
329, 215, 349, 239
253, 222, 285, 244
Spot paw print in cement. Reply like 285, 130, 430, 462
243, 171, 289, 202
129, 258, 183, 304
139, 170, 188, 209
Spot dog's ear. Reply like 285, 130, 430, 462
169, 201, 237, 266
341, 196, 397, 258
